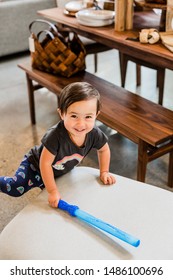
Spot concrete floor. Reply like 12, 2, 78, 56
0, 49, 173, 232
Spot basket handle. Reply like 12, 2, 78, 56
29, 19, 83, 47
37, 30, 55, 41
29, 19, 59, 36
29, 19, 74, 42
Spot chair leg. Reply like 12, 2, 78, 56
119, 52, 128, 87
157, 68, 165, 105
136, 64, 141, 86
94, 53, 97, 73
156, 71, 159, 87
119, 53, 141, 87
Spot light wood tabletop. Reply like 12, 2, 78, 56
37, 7, 173, 70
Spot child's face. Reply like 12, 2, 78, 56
59, 98, 99, 138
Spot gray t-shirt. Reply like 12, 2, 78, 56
27, 121, 107, 178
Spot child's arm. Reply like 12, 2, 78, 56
40, 147, 61, 208
97, 143, 116, 185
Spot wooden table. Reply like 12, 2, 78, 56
37, 7, 173, 71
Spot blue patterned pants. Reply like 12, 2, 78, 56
0, 156, 44, 197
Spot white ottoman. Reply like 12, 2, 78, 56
0, 167, 173, 260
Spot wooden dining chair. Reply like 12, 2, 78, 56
79, 36, 111, 72
119, 52, 165, 105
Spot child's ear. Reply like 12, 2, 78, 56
57, 108, 63, 120
96, 111, 100, 118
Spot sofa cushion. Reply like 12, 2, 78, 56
0, 0, 57, 57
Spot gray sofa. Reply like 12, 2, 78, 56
0, 0, 57, 57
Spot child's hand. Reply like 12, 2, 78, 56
48, 189, 61, 208
100, 171, 116, 185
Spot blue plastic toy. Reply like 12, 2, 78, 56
58, 200, 140, 247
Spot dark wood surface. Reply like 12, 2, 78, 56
18, 61, 173, 147
37, 8, 173, 71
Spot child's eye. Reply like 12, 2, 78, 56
71, 115, 77, 118
86, 116, 92, 119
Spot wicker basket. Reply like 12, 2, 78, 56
29, 19, 86, 78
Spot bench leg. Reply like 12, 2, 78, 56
26, 73, 36, 125
168, 151, 173, 188
137, 139, 148, 182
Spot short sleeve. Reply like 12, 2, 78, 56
41, 125, 60, 155
91, 126, 108, 150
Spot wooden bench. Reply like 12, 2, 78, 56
18, 61, 173, 188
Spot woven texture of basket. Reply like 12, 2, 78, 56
29, 19, 86, 78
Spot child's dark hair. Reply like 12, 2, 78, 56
58, 82, 101, 114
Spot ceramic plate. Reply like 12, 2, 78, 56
76, 9, 115, 20
76, 17, 114, 27
65, 1, 85, 12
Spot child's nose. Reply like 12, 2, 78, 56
76, 118, 85, 127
